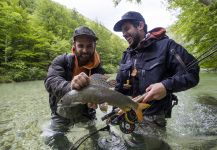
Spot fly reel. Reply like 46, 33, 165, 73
119, 119, 135, 134
101, 109, 138, 134
118, 110, 137, 134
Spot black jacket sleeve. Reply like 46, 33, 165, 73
161, 40, 200, 93
44, 54, 72, 99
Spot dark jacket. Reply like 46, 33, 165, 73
115, 37, 200, 116
44, 53, 105, 118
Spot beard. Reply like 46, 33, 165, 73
75, 50, 95, 66
126, 31, 141, 49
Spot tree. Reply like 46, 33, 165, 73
166, 0, 217, 68
112, 0, 142, 6
0, 0, 127, 82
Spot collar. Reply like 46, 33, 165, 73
127, 27, 167, 54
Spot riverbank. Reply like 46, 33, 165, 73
1, 69, 216, 83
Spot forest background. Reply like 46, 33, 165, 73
0, 0, 216, 82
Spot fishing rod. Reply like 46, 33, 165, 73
101, 43, 217, 133
186, 43, 217, 71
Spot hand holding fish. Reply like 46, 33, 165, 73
115, 94, 148, 114
57, 74, 150, 121
71, 72, 90, 90
142, 82, 167, 103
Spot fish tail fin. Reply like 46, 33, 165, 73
135, 103, 151, 122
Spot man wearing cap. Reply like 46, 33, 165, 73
42, 26, 104, 149
113, 11, 200, 148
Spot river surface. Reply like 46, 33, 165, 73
0, 73, 217, 150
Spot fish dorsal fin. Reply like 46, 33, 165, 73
90, 74, 116, 88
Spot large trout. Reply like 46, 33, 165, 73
56, 74, 150, 122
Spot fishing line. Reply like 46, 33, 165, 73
69, 125, 110, 150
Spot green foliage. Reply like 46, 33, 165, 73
112, 0, 142, 6
103, 64, 119, 74
166, 0, 217, 68
0, 0, 127, 82
0, 61, 46, 82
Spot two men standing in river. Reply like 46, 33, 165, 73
43, 11, 199, 150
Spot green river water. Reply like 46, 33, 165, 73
0, 73, 217, 150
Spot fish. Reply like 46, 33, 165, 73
56, 74, 150, 122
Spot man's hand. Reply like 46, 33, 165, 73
142, 82, 167, 103
71, 72, 90, 90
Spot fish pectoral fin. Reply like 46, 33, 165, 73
118, 108, 131, 115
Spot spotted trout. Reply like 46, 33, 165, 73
56, 74, 150, 122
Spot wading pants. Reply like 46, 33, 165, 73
123, 113, 172, 150
41, 114, 98, 150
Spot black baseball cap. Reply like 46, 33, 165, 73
113, 11, 146, 31
73, 26, 98, 41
